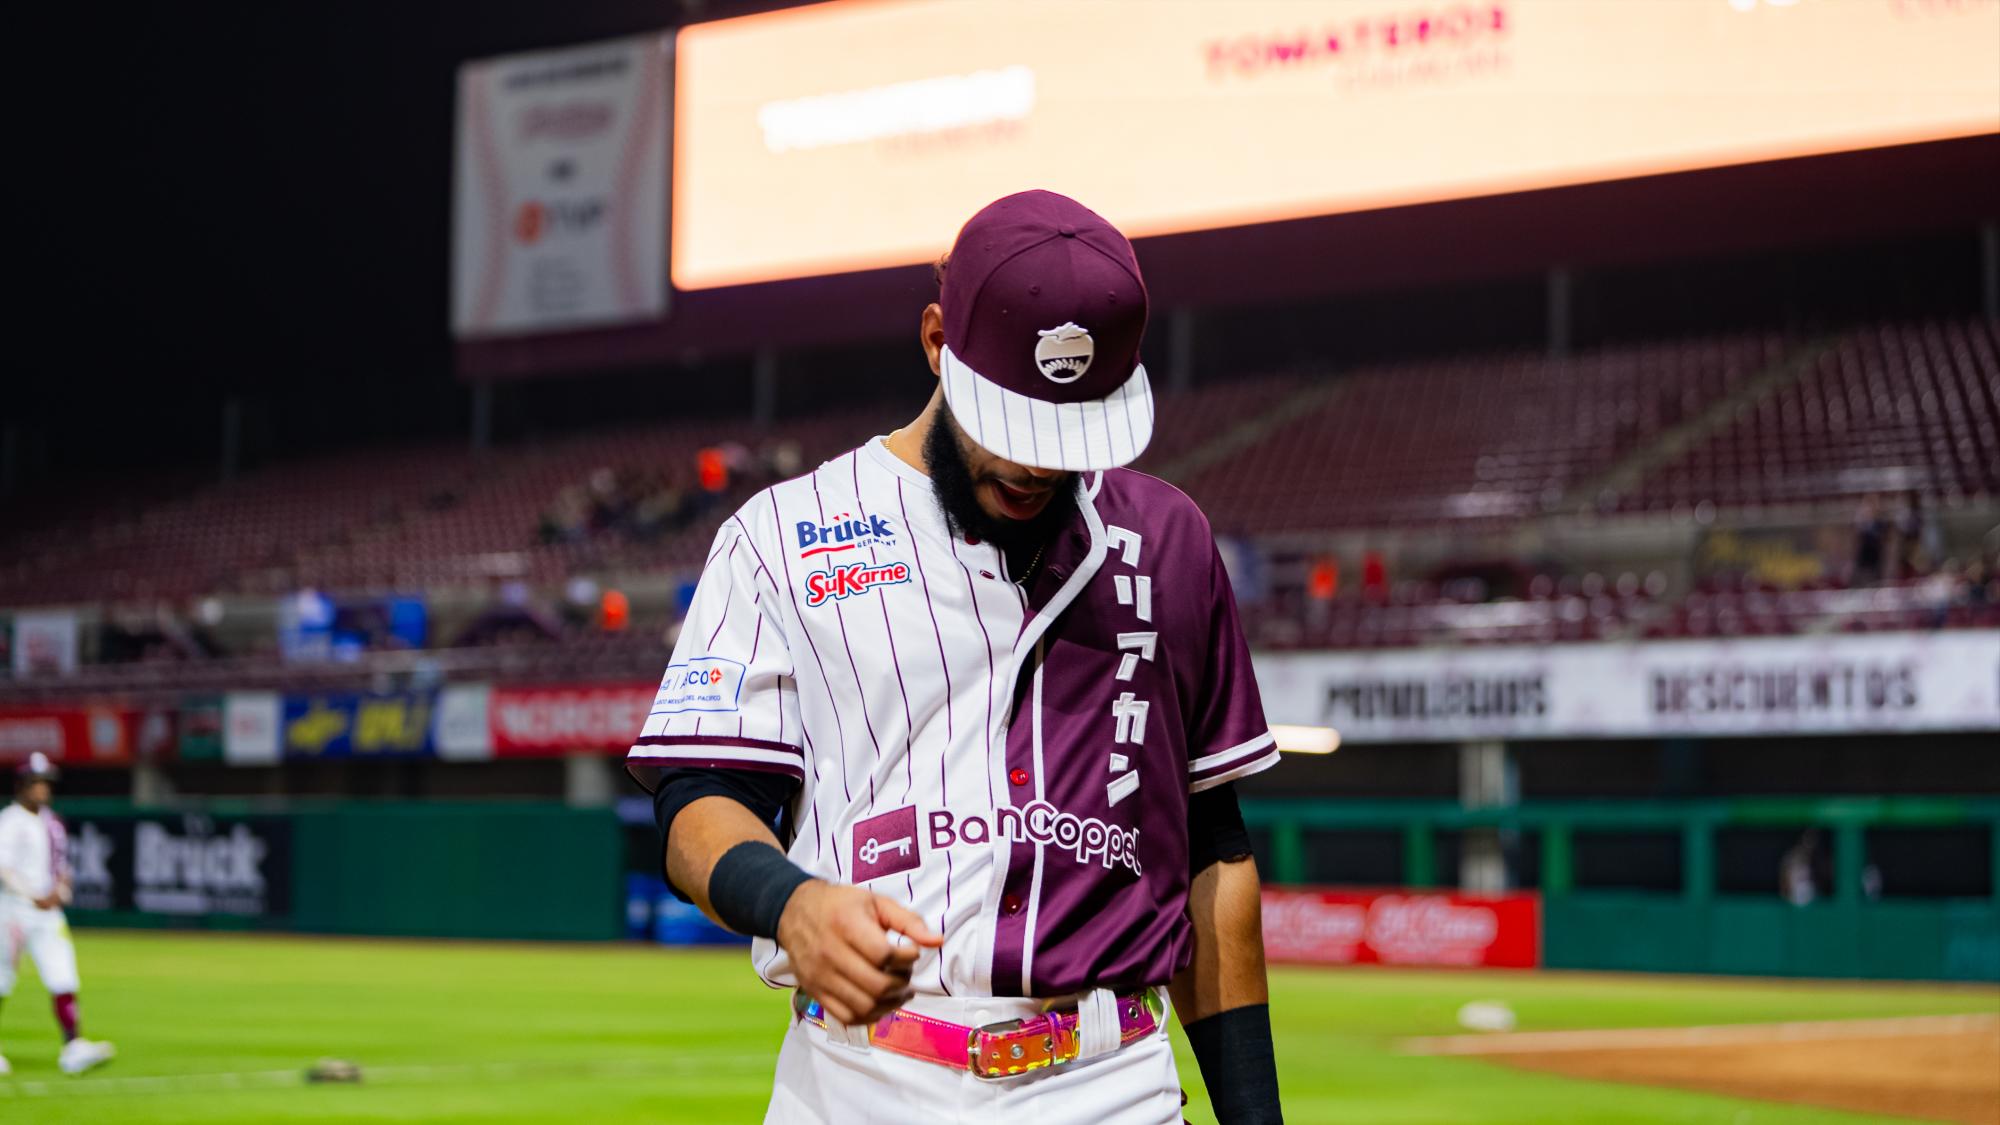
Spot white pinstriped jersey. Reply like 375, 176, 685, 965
628, 436, 1276, 998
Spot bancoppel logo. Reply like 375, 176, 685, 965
1034, 322, 1094, 383
929, 800, 1141, 876
796, 512, 898, 558
805, 560, 911, 607
133, 819, 270, 916
852, 806, 921, 883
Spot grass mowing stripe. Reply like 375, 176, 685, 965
4, 931, 1988, 1124
0, 1054, 774, 1099
1404, 1013, 2000, 1055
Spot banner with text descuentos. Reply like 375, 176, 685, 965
1254, 630, 2000, 743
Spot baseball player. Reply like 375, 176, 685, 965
629, 190, 1282, 1123
0, 752, 116, 1076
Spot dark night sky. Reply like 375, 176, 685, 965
15, 3, 1992, 495
19, 3, 780, 484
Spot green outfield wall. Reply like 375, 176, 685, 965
53, 795, 1999, 979
1245, 796, 2000, 982
57, 800, 625, 942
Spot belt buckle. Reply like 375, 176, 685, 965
967, 1016, 1061, 1080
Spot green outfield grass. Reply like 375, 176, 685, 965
0, 931, 1994, 1123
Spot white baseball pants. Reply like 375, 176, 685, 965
764, 992, 1184, 1125
0, 903, 80, 996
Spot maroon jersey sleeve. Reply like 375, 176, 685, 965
1186, 540, 1277, 793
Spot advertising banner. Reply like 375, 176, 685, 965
673, 0, 1999, 289
132, 706, 177, 763
1261, 887, 1540, 969
178, 694, 225, 761
281, 693, 437, 758
434, 683, 495, 761
1254, 630, 2000, 743
453, 33, 670, 336
0, 705, 134, 764
65, 813, 292, 919
9, 610, 80, 678
489, 683, 654, 756
222, 692, 283, 765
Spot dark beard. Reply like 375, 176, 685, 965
923, 403, 1079, 558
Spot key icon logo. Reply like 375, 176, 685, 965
851, 806, 922, 882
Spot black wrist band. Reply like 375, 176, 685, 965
708, 841, 815, 939
1184, 1003, 1282, 1125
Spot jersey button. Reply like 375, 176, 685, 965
1001, 894, 1022, 915
1008, 768, 1029, 786
965, 534, 981, 546
980, 570, 996, 580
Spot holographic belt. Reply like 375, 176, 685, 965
792, 988, 1164, 1080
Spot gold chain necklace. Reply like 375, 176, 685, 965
1015, 541, 1049, 588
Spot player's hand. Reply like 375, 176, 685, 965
32, 893, 60, 910
776, 881, 944, 1026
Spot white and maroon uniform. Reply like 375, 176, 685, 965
0, 802, 80, 997
628, 437, 1275, 1123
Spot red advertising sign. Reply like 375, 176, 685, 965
489, 684, 655, 756
1261, 886, 1540, 969
0, 705, 140, 764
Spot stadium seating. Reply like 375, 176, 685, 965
2, 319, 1995, 692
1623, 320, 2000, 512
1178, 333, 1790, 532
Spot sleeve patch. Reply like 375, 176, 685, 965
653, 656, 747, 715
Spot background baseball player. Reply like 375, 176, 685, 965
0, 752, 116, 1076
629, 190, 1283, 1123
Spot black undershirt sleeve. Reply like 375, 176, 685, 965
1184, 1004, 1283, 1123
652, 766, 800, 901
1188, 781, 1254, 877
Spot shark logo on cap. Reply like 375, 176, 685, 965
1034, 322, 1094, 384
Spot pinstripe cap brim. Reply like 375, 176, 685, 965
939, 345, 1154, 472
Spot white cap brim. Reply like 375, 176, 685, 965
939, 344, 1154, 471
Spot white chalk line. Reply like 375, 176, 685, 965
1403, 1012, 2000, 1056
0, 1053, 772, 1099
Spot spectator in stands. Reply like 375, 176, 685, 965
454, 582, 562, 647
1779, 828, 1821, 906
1892, 490, 1941, 579
764, 439, 804, 479
1361, 549, 1389, 605
586, 467, 630, 531
1919, 560, 1961, 629
562, 575, 600, 630
598, 588, 630, 633
1850, 494, 1887, 586
538, 486, 591, 545
1305, 556, 1337, 633
1966, 557, 1994, 613
626, 473, 689, 542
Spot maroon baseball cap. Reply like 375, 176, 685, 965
937, 190, 1153, 472
15, 751, 58, 782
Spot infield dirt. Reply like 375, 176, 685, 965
1495, 1019, 2000, 1124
